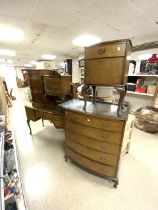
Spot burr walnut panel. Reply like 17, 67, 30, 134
66, 137, 118, 166
65, 111, 124, 132
85, 57, 124, 85
66, 147, 116, 177
65, 120, 122, 144
85, 43, 126, 59
65, 130, 120, 155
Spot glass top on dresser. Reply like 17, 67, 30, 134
60, 99, 129, 121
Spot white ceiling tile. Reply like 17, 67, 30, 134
129, 0, 158, 21
32, 0, 77, 27
0, 0, 37, 18
47, 0, 98, 12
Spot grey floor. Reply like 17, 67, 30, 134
9, 88, 158, 210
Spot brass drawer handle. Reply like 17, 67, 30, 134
98, 48, 106, 55
102, 133, 109, 140
102, 122, 109, 128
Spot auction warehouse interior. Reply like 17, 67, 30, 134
0, 0, 158, 210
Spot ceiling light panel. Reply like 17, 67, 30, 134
41, 54, 56, 60
0, 24, 24, 42
72, 34, 101, 47
0, 49, 16, 56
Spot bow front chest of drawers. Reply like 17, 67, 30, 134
60, 99, 129, 188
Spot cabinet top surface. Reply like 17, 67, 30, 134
85, 39, 132, 49
60, 99, 129, 121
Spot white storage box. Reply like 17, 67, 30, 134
97, 86, 114, 98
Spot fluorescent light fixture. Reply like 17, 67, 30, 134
0, 58, 6, 63
24, 64, 33, 67
0, 49, 16, 56
0, 25, 24, 42
72, 34, 101, 47
138, 54, 152, 60
7, 59, 13, 63
41, 54, 56, 60
30, 61, 36, 65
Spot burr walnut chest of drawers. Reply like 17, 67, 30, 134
60, 99, 129, 188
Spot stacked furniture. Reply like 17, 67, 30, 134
60, 39, 133, 187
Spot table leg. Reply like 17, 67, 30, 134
42, 119, 44, 127
115, 85, 126, 116
81, 84, 90, 110
27, 120, 32, 135
92, 86, 96, 103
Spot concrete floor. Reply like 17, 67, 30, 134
9, 88, 158, 210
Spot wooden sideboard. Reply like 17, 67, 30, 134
82, 39, 132, 115
60, 99, 130, 188
25, 105, 64, 135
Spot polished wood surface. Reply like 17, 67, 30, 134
60, 99, 128, 188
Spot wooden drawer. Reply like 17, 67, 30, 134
66, 137, 118, 166
49, 89, 62, 96
85, 57, 124, 85
25, 107, 37, 121
85, 43, 126, 59
44, 77, 60, 84
65, 111, 124, 132
65, 120, 122, 144
53, 120, 64, 128
66, 130, 120, 155
66, 147, 116, 177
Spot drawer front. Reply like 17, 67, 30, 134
85, 57, 124, 85
49, 90, 62, 95
66, 137, 118, 166
53, 120, 64, 128
66, 130, 120, 155
25, 107, 37, 121
65, 120, 122, 144
85, 43, 126, 59
65, 111, 124, 132
66, 147, 116, 177
44, 77, 60, 84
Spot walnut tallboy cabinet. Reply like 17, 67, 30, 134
82, 39, 132, 115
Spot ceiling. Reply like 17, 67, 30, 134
0, 0, 158, 65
